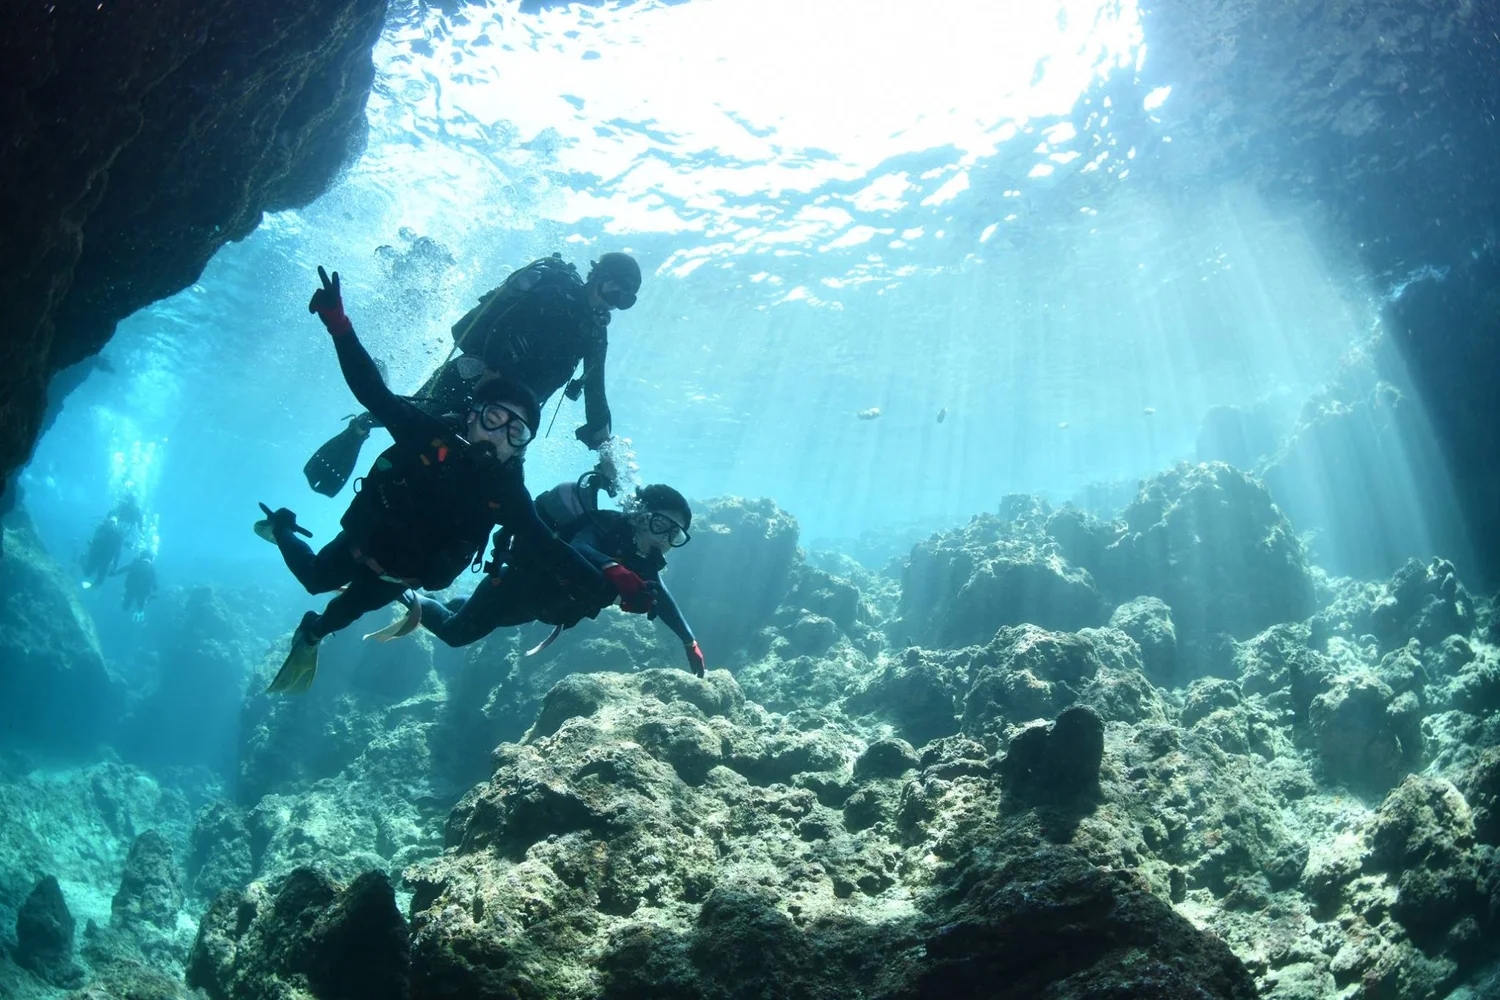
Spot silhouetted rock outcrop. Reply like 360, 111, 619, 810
0, 0, 389, 498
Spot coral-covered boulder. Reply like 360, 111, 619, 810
1098, 463, 1315, 644
961, 626, 1110, 741
999, 705, 1105, 808
1462, 747, 1500, 845
1308, 673, 1421, 794
111, 831, 184, 931
186, 802, 253, 903
906, 848, 1257, 999
1368, 777, 1492, 959
1235, 623, 1335, 721
15, 875, 84, 988
1108, 596, 1178, 684
846, 645, 982, 747
188, 868, 409, 1000
892, 508, 1105, 649
1371, 557, 1476, 651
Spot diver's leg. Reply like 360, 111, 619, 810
308, 570, 405, 639
276, 530, 359, 595
418, 569, 537, 648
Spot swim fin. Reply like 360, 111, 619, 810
525, 623, 566, 657
266, 612, 322, 694
254, 503, 313, 544
362, 594, 422, 642
304, 414, 373, 497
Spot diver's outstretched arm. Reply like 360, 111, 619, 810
308, 266, 447, 448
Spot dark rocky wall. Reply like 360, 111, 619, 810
0, 0, 389, 503
1128, 0, 1500, 581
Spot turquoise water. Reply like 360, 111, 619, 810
23, 0, 1438, 575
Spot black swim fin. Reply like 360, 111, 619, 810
304, 414, 372, 497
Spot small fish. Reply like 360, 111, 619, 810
857, 407, 882, 421
1057, 421, 1070, 429
937, 408, 947, 424
1143, 407, 1156, 416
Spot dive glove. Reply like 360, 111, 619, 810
575, 421, 611, 450
602, 563, 655, 613
685, 640, 705, 678
309, 265, 353, 335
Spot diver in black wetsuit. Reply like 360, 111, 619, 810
81, 516, 126, 589
116, 551, 157, 620
256, 266, 652, 695
411, 478, 706, 677
303, 252, 643, 496
80, 492, 146, 589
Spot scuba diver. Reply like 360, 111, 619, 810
80, 492, 146, 588
402, 475, 706, 678
115, 551, 157, 620
254, 266, 648, 695
110, 493, 145, 534
80, 515, 126, 589
303, 251, 644, 497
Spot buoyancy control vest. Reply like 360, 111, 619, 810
342, 424, 511, 591
449, 254, 606, 403
495, 478, 664, 581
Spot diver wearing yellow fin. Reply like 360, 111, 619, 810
257, 266, 639, 695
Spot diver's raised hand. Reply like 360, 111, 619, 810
308, 265, 352, 335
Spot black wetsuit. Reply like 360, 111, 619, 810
119, 556, 157, 614
82, 519, 124, 587
418, 510, 695, 649
271, 326, 609, 640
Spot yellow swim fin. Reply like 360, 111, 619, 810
362, 597, 421, 642
266, 614, 322, 694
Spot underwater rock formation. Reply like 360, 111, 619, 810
0, 760, 196, 946
888, 465, 1313, 678
667, 496, 802, 659
1097, 462, 1316, 651
1383, 251, 1500, 585
392, 667, 1255, 999
1108, 596, 1179, 685
15, 875, 84, 988
998, 704, 1105, 808
1367, 777, 1493, 961
1308, 673, 1422, 795
0, 0, 389, 498
1256, 344, 1453, 581
111, 832, 185, 931
188, 868, 409, 1000
0, 516, 122, 757
186, 802, 254, 904
891, 501, 1104, 648
122, 586, 265, 775
6, 479, 1497, 998
1130, 0, 1500, 579
851, 623, 1155, 749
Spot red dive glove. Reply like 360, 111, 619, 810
602, 563, 655, 614
685, 640, 705, 678
308, 265, 353, 335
